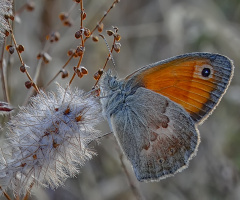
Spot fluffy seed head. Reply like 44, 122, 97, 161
0, 0, 13, 41
0, 84, 102, 196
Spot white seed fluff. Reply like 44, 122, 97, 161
0, 85, 102, 196
0, 0, 12, 41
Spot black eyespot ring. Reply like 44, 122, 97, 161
201, 67, 211, 77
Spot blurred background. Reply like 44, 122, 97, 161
1, 0, 240, 199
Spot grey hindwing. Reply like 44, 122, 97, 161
110, 87, 200, 181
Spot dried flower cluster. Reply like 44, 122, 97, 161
0, 85, 102, 196
0, 0, 12, 41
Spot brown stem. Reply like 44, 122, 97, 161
45, 54, 74, 88
80, 0, 84, 47
84, 0, 120, 43
69, 0, 120, 86
69, 53, 84, 85
0, 186, 11, 200
117, 147, 146, 200
68, 1, 85, 86
93, 37, 116, 88
22, 182, 34, 200
0, 39, 10, 102
8, 23, 40, 93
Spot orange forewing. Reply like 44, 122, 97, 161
133, 58, 216, 115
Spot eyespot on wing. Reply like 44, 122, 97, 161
126, 53, 234, 123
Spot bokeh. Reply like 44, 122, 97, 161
1, 0, 240, 199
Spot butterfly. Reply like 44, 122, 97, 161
99, 52, 234, 181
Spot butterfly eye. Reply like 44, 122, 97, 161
109, 78, 119, 89
201, 67, 211, 77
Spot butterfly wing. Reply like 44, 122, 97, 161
125, 53, 234, 123
110, 87, 199, 181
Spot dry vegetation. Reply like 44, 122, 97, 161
0, 0, 240, 200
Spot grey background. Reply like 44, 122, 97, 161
1, 0, 240, 199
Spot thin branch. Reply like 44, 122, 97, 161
68, 1, 85, 86
22, 182, 34, 200
45, 54, 74, 88
84, 0, 120, 42
0, 186, 11, 200
0, 39, 10, 102
8, 23, 40, 93
116, 146, 146, 200
93, 35, 116, 88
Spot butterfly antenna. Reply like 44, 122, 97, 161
99, 34, 116, 70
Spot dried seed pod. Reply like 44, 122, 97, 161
50, 36, 54, 43
25, 81, 33, 89
20, 64, 26, 73
46, 34, 50, 41
64, 107, 70, 115
80, 66, 88, 75
92, 88, 101, 97
4, 30, 9, 37
76, 46, 84, 57
4, 14, 14, 20
93, 69, 103, 80
54, 32, 60, 41
6, 45, 12, 50
53, 141, 60, 148
113, 26, 119, 32
9, 15, 14, 21
97, 22, 104, 32
61, 69, 69, 78
6, 45, 14, 54
113, 43, 120, 53
84, 28, 91, 37
33, 154, 37, 160
21, 163, 26, 167
114, 33, 121, 41
67, 49, 75, 56
17, 44, 25, 53
9, 47, 15, 54
36, 53, 42, 59
74, 67, 83, 78
42, 52, 52, 63
4, 14, 9, 19
106, 30, 114, 36
63, 19, 73, 27
75, 30, 82, 39
59, 12, 68, 21
75, 114, 82, 122
26, 1, 35, 11
82, 11, 87, 20
73, 52, 78, 58
92, 36, 99, 42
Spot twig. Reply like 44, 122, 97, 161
8, 22, 40, 93
93, 34, 116, 88
22, 182, 34, 200
45, 54, 74, 88
116, 145, 145, 200
0, 186, 11, 200
84, 0, 120, 43
0, 39, 10, 102
68, 1, 85, 86
69, 52, 83, 85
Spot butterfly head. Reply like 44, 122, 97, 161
99, 70, 124, 121
100, 70, 121, 93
